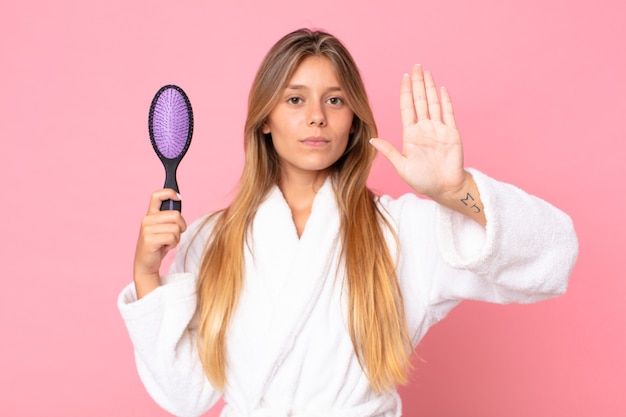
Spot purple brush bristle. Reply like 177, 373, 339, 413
148, 84, 193, 212
150, 87, 192, 159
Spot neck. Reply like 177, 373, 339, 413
278, 168, 330, 237
279, 169, 328, 206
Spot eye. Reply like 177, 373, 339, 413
327, 97, 344, 106
287, 97, 303, 105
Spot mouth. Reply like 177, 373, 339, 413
300, 136, 330, 147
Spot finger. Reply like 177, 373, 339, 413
370, 138, 406, 172
142, 222, 185, 241
139, 221, 185, 252
440, 86, 457, 128
142, 210, 187, 233
400, 73, 416, 128
411, 64, 429, 120
142, 231, 182, 254
424, 71, 441, 122
147, 189, 182, 214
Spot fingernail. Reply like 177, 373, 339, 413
176, 193, 183, 200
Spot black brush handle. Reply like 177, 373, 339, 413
161, 158, 181, 212
160, 199, 181, 211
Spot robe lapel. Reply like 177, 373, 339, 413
247, 179, 342, 408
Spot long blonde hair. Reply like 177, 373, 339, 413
195, 28, 413, 393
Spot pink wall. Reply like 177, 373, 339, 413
1, 0, 624, 415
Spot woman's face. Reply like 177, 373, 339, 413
263, 56, 354, 180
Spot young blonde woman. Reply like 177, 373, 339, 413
119, 29, 578, 417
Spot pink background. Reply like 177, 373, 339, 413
2, 0, 624, 415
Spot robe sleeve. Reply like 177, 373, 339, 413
379, 168, 578, 342
118, 216, 221, 417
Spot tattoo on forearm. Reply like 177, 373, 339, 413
460, 192, 481, 214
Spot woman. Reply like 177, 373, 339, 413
119, 29, 578, 417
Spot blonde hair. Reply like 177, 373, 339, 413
195, 28, 413, 393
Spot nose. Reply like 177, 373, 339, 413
308, 102, 326, 126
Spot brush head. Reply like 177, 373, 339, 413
148, 85, 193, 161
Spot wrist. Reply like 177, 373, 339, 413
432, 172, 486, 227
430, 171, 472, 203
133, 271, 161, 299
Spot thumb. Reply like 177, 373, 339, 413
369, 138, 405, 170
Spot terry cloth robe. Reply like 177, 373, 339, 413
118, 168, 578, 417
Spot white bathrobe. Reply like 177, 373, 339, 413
118, 169, 578, 417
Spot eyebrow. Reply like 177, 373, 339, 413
285, 84, 343, 92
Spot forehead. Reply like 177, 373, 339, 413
286, 55, 341, 87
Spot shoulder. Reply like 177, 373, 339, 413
180, 213, 215, 248
375, 192, 438, 227
171, 211, 223, 274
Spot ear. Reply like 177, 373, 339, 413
262, 122, 271, 134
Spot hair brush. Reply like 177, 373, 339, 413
148, 85, 194, 211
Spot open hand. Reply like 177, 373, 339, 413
370, 64, 466, 200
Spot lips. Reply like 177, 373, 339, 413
300, 136, 330, 146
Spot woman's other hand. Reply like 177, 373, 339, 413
133, 189, 187, 298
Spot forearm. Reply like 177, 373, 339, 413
433, 168, 577, 300
431, 171, 486, 227
133, 271, 161, 299
118, 274, 220, 416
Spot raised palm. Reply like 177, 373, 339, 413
371, 65, 465, 199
